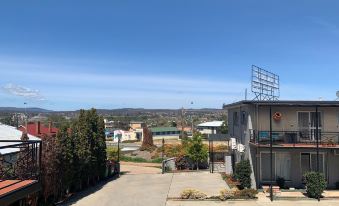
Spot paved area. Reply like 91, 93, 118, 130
63, 163, 339, 206
168, 172, 229, 198
166, 200, 339, 206
63, 164, 228, 206
64, 173, 173, 206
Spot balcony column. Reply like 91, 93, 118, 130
316, 105, 320, 202
269, 106, 273, 202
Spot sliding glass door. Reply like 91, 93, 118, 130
298, 112, 322, 141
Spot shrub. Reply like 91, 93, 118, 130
219, 188, 238, 201
220, 173, 239, 189
180, 189, 207, 200
234, 189, 258, 199
276, 177, 286, 189
234, 160, 252, 189
106, 147, 119, 161
175, 155, 189, 170
304, 172, 327, 199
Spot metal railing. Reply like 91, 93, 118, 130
249, 130, 339, 145
0, 140, 41, 181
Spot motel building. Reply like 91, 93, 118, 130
224, 100, 339, 189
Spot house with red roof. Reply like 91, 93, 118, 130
18, 121, 58, 138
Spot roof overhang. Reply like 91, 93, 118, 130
224, 100, 339, 109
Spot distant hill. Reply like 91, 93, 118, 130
0, 107, 223, 115
0, 107, 53, 113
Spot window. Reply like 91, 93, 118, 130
301, 153, 324, 175
233, 112, 239, 126
261, 153, 275, 181
261, 152, 291, 181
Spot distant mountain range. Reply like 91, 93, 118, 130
0, 107, 53, 113
0, 107, 223, 114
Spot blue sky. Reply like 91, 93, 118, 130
1, 1, 339, 110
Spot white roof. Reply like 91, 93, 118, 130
197, 121, 224, 127
0, 123, 40, 154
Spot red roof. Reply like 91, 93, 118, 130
18, 122, 58, 137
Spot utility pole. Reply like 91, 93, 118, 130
24, 102, 27, 131
181, 107, 185, 139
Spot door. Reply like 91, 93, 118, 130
298, 112, 310, 141
310, 112, 322, 140
298, 112, 322, 141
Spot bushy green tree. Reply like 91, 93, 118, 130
304, 172, 327, 199
234, 160, 252, 189
186, 133, 208, 170
55, 124, 75, 195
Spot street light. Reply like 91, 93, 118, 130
116, 130, 122, 162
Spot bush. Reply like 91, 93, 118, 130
276, 177, 286, 189
219, 188, 238, 200
180, 189, 207, 200
175, 155, 190, 170
234, 160, 252, 189
106, 147, 119, 161
219, 188, 257, 200
304, 172, 327, 199
234, 189, 258, 199
221, 173, 240, 189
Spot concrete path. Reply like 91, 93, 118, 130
63, 164, 228, 206
168, 172, 229, 198
166, 200, 339, 206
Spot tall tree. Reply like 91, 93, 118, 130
40, 134, 60, 202
140, 127, 156, 151
55, 124, 75, 195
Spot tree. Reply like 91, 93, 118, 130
234, 160, 252, 189
186, 133, 208, 170
40, 134, 60, 202
55, 124, 75, 196
140, 127, 156, 151
219, 114, 228, 134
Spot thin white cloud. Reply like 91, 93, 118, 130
309, 17, 339, 35
2, 83, 46, 101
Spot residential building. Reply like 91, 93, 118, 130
197, 121, 224, 135
150, 127, 180, 140
129, 121, 145, 130
18, 121, 58, 138
0, 123, 41, 205
113, 130, 138, 142
224, 100, 339, 189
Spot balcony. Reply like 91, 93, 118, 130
249, 130, 339, 148
0, 140, 41, 205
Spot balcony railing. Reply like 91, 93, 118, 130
0, 140, 41, 181
249, 130, 339, 146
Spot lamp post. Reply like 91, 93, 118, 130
116, 131, 122, 162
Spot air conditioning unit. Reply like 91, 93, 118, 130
334, 150, 339, 156
237, 144, 245, 153
230, 138, 237, 150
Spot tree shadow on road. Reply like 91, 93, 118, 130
57, 174, 123, 206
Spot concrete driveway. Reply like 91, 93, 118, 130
63, 165, 228, 206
